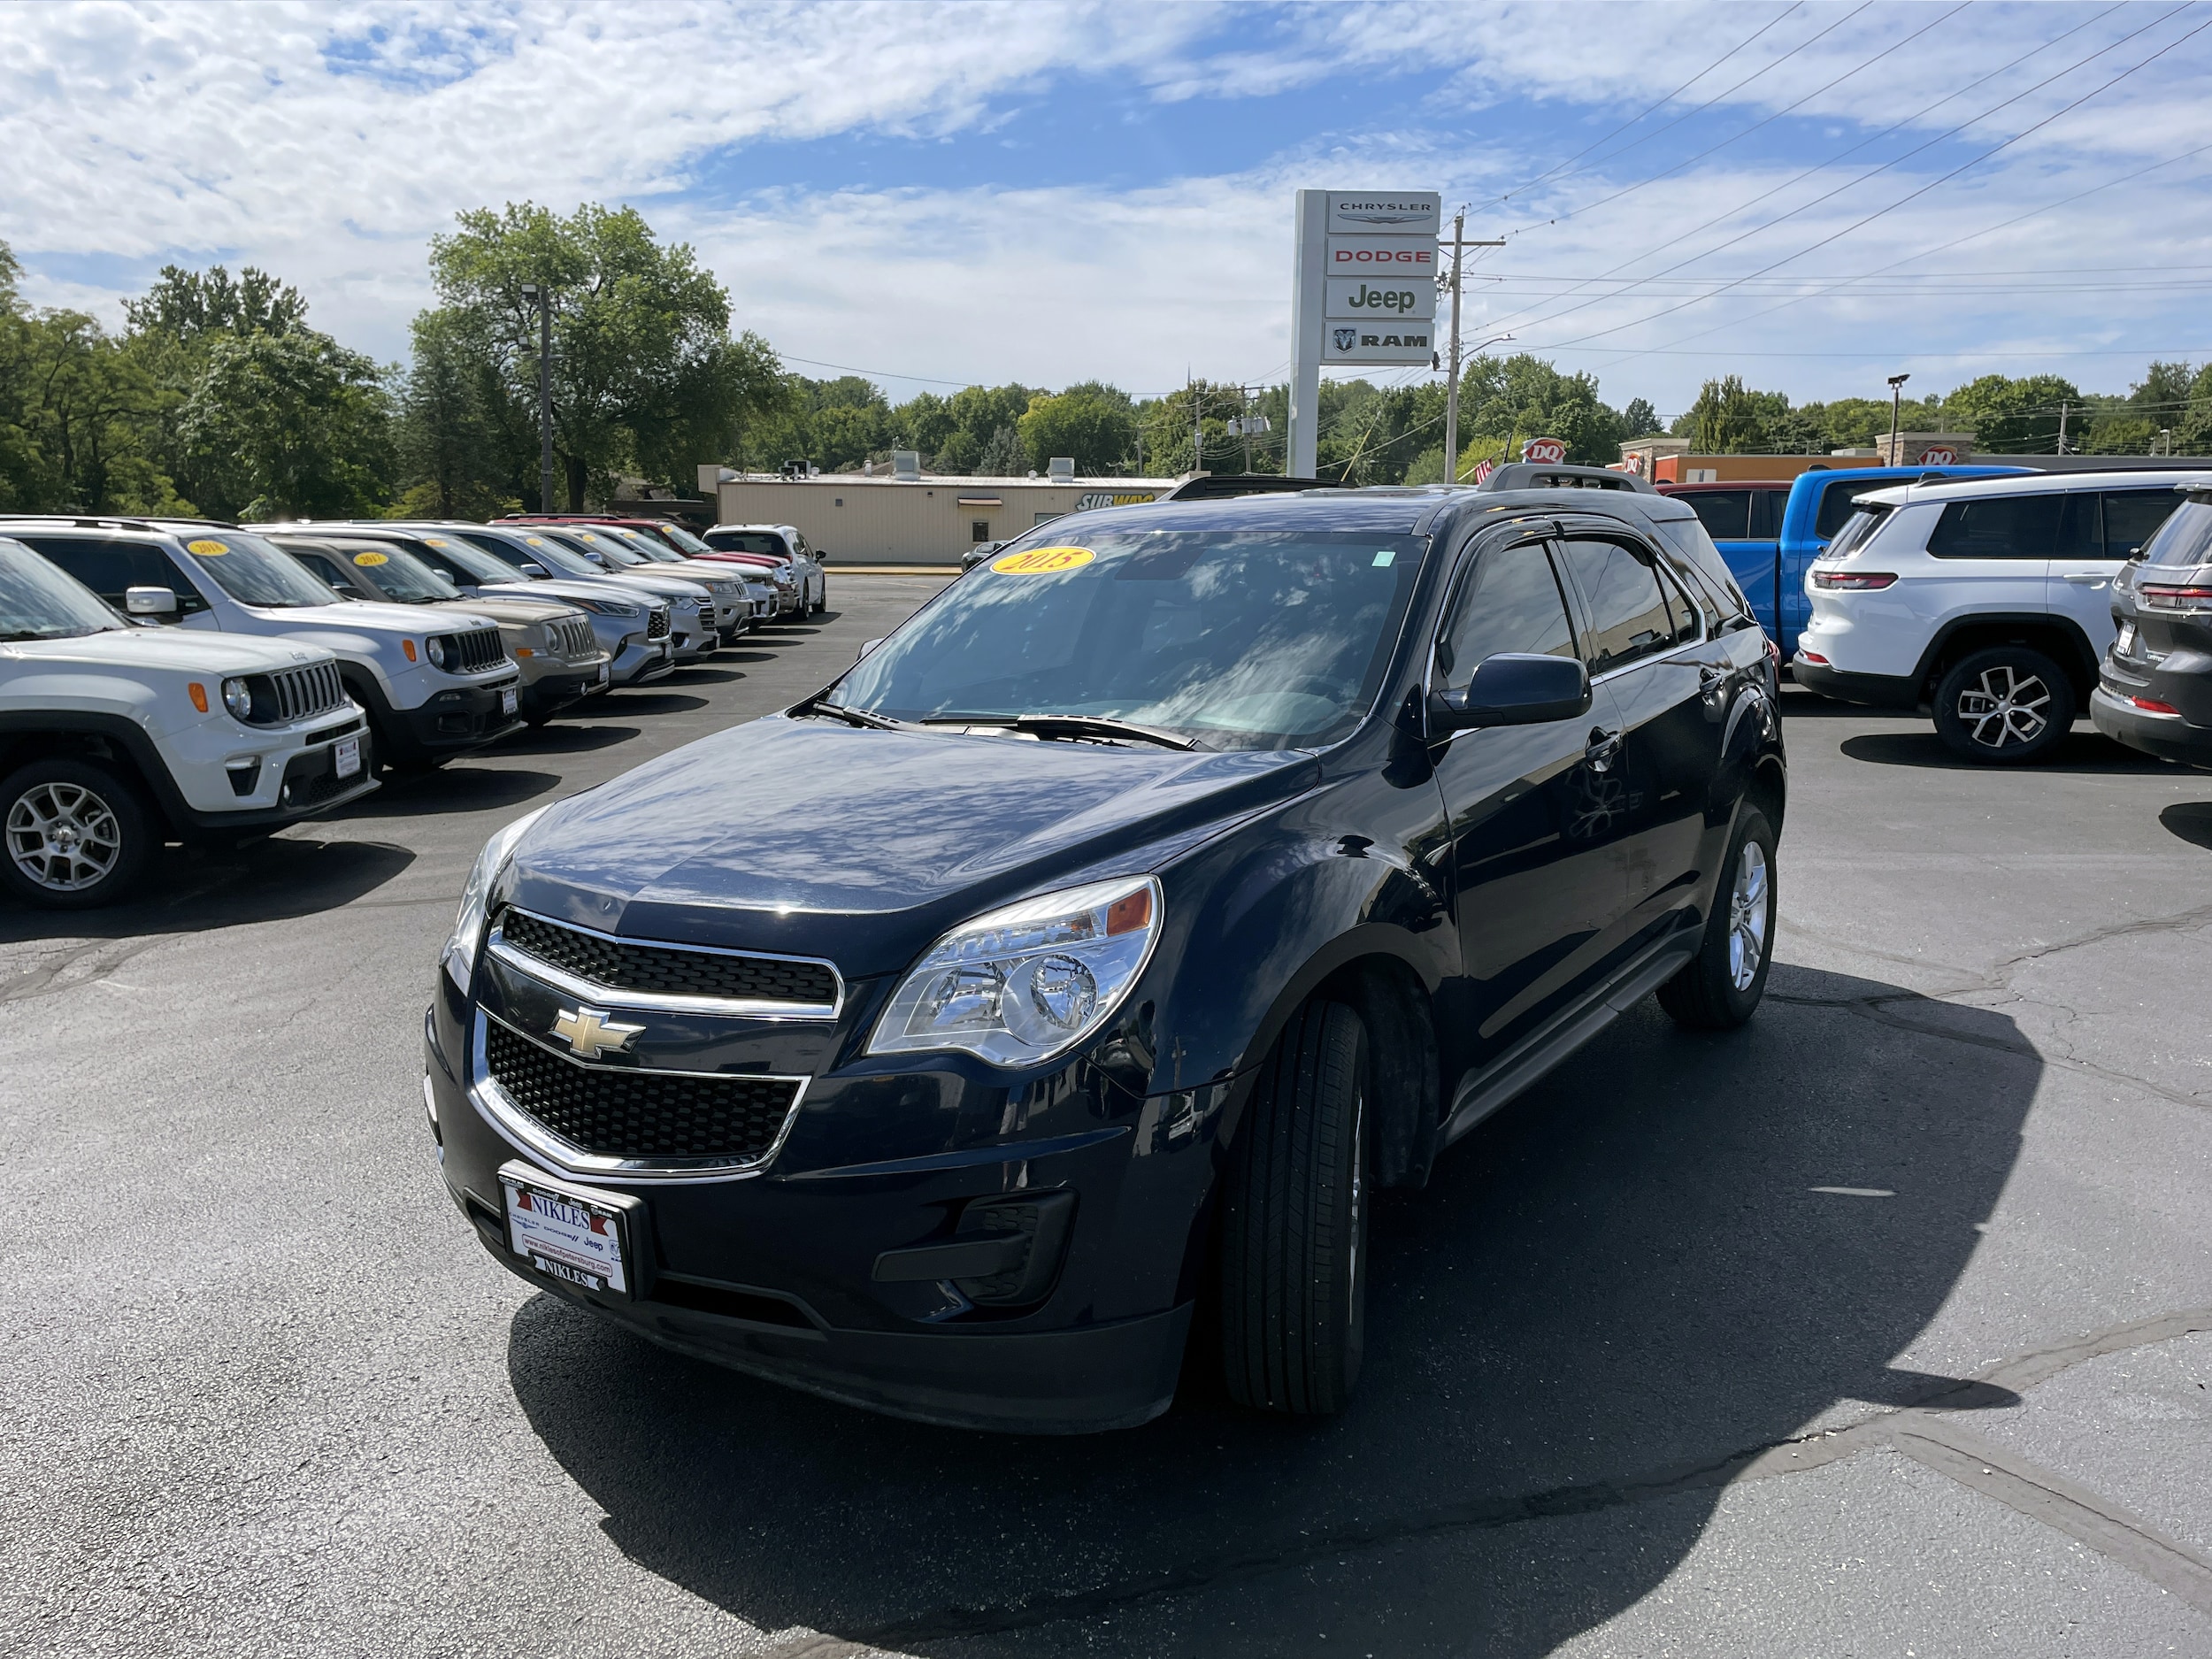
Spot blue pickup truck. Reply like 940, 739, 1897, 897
1662, 466, 2028, 657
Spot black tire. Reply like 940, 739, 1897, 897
0, 757, 155, 910
1658, 804, 1777, 1031
1932, 645, 2076, 764
1217, 999, 1369, 1416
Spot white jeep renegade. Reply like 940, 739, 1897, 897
0, 535, 378, 909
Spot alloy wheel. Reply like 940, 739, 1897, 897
1728, 840, 1769, 992
6, 781, 124, 894
1955, 664, 2051, 749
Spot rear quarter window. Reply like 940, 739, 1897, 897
2140, 497, 2212, 571
1650, 518, 1754, 624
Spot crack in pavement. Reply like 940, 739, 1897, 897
833, 1307, 2212, 1648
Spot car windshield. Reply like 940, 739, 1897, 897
610, 528, 686, 563
562, 528, 649, 568
177, 531, 343, 607
327, 541, 463, 603
482, 531, 600, 578
829, 527, 1425, 750
416, 534, 527, 585
709, 530, 790, 558
657, 523, 715, 556
2140, 497, 2212, 570
0, 538, 124, 640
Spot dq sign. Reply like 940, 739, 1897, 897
1522, 437, 1567, 464
1919, 446, 1958, 465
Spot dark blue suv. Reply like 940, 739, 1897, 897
425, 484, 1787, 1432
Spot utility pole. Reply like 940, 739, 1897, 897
522, 282, 555, 511
1191, 379, 1204, 476
1441, 211, 1506, 484
1886, 373, 1909, 465
2056, 400, 2070, 456
1240, 387, 1254, 472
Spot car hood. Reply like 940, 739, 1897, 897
486, 579, 663, 611
0, 628, 334, 674
245, 599, 494, 636
429, 595, 575, 626
503, 716, 1318, 978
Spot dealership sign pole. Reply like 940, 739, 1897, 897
1287, 190, 1440, 478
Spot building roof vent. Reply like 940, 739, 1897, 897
1047, 457, 1075, 483
891, 450, 921, 481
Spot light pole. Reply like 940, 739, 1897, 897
1450, 334, 1516, 482
1440, 211, 1507, 485
521, 282, 555, 511
1886, 373, 1910, 465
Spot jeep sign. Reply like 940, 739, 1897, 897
1325, 275, 1436, 319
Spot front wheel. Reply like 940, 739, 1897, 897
1932, 646, 2075, 764
1217, 999, 1368, 1416
1658, 804, 1777, 1031
0, 758, 155, 909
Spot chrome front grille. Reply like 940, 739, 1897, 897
645, 606, 671, 640
482, 1018, 802, 1170
493, 908, 841, 1015
264, 662, 347, 725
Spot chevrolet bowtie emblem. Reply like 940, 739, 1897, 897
550, 1005, 643, 1061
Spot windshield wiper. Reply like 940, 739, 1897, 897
803, 699, 904, 732
935, 712, 1198, 751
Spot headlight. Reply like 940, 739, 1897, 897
220, 677, 253, 721
425, 634, 451, 671
867, 875, 1161, 1066
441, 805, 550, 993
572, 596, 641, 618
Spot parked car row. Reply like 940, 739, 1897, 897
0, 512, 832, 910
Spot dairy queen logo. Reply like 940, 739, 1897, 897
1333, 326, 1358, 351
1522, 437, 1568, 464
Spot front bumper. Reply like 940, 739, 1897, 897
173, 717, 380, 830
2090, 683, 2212, 766
518, 661, 608, 721
392, 675, 526, 760
611, 636, 677, 686
424, 965, 1212, 1432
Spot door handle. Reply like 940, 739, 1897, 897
1699, 664, 1726, 687
1585, 728, 1621, 772
2062, 572, 2108, 586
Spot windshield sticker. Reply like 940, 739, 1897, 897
352, 551, 389, 567
424, 537, 448, 548
1372, 549, 1396, 567
526, 536, 545, 546
993, 547, 1094, 575
186, 538, 228, 557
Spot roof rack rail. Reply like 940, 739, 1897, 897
1475, 462, 1656, 495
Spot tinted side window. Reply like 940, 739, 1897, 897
1925, 494, 2062, 559
1558, 537, 1681, 672
1751, 488, 1785, 538
1432, 540, 1577, 692
19, 538, 209, 614
1813, 483, 1870, 541
2101, 489, 2183, 559
1685, 491, 1752, 541
1652, 518, 1753, 622
290, 549, 350, 588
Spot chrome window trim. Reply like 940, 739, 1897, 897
489, 904, 843, 1020
468, 1008, 809, 1183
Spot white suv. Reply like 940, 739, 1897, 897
3, 518, 523, 771
0, 536, 376, 908
1793, 472, 2192, 763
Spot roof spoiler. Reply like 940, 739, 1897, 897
1474, 462, 1656, 495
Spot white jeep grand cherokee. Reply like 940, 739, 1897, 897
0, 535, 378, 908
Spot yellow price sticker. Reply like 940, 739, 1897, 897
525, 536, 545, 546
186, 538, 228, 556
992, 547, 1094, 575
352, 550, 389, 567
424, 537, 448, 548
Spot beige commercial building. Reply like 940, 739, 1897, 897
698, 465, 1179, 567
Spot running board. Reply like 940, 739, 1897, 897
1440, 933, 1700, 1148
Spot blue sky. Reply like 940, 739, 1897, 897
4, 1, 2210, 422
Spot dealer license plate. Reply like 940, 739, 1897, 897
333, 735, 361, 779
500, 686, 518, 716
503, 1171, 631, 1294
2116, 621, 2137, 656
595, 662, 609, 686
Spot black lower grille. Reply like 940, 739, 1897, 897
498, 909, 839, 1007
646, 608, 671, 640
485, 1019, 800, 1164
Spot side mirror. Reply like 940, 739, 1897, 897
518, 563, 547, 578
856, 637, 886, 661
1430, 653, 1591, 735
125, 586, 178, 616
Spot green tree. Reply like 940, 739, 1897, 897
175, 327, 394, 519
393, 308, 518, 518
1939, 373, 2081, 454
1456, 355, 1622, 472
1018, 387, 1139, 474
428, 201, 780, 506
1620, 396, 1660, 438
976, 424, 1025, 476
1678, 375, 1767, 454
121, 265, 307, 342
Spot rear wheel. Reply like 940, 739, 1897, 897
1932, 646, 2075, 764
0, 758, 154, 909
1658, 804, 1777, 1031
1217, 999, 1368, 1416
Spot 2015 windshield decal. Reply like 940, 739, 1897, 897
993, 548, 1094, 575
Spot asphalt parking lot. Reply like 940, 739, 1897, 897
5, 574, 2209, 1659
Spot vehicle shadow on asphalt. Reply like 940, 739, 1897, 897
1839, 729, 2169, 773
0, 833, 414, 942
603, 693, 711, 718
503, 964, 2038, 1655
2161, 802, 2212, 850
495, 725, 643, 756
327, 766, 565, 818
